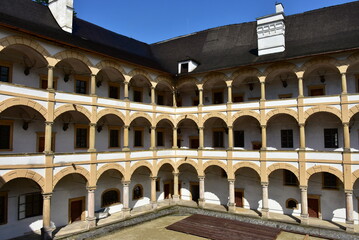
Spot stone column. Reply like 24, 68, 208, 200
299, 124, 306, 150
198, 176, 205, 208
44, 122, 53, 154
150, 126, 156, 150
343, 123, 351, 152
47, 66, 54, 91
41, 193, 53, 240
90, 74, 96, 96
173, 171, 180, 202
199, 127, 204, 149
198, 89, 203, 106
298, 77, 304, 97
300, 186, 309, 225
341, 73, 348, 94
124, 82, 129, 100
150, 176, 158, 209
261, 125, 267, 150
88, 123, 96, 152
227, 85, 232, 104
228, 126, 233, 150
86, 187, 96, 229
151, 86, 155, 105
122, 180, 131, 217
173, 90, 177, 107
345, 190, 354, 232
260, 82, 266, 101
228, 179, 236, 212
122, 125, 130, 151
261, 182, 269, 219
172, 127, 178, 149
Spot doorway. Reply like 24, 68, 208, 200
190, 182, 199, 202
308, 196, 320, 218
235, 189, 244, 208
69, 196, 85, 223
163, 181, 181, 199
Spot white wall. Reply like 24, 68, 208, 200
204, 166, 229, 205
235, 168, 262, 210
129, 168, 151, 209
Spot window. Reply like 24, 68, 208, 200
75, 77, 88, 94
189, 136, 199, 149
283, 170, 298, 186
109, 127, 120, 148
234, 130, 244, 147
180, 63, 189, 73
156, 130, 164, 147
213, 90, 224, 104
0, 64, 11, 83
101, 189, 120, 207
39, 75, 57, 90
36, 132, 55, 152
0, 120, 13, 151
157, 94, 164, 105
18, 192, 43, 220
0, 192, 7, 225
252, 141, 262, 150
233, 95, 244, 103
286, 198, 298, 209
323, 172, 338, 189
109, 84, 120, 99
75, 125, 88, 149
309, 85, 325, 96
133, 88, 142, 102
213, 129, 224, 148
134, 128, 143, 147
281, 129, 293, 148
324, 128, 338, 148
132, 184, 143, 200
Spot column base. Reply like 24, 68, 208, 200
122, 208, 131, 218
86, 217, 96, 229
151, 201, 158, 210
87, 148, 96, 153
122, 147, 130, 152
346, 220, 355, 233
172, 146, 179, 149
172, 195, 180, 203
198, 199, 205, 208
300, 214, 309, 225
228, 203, 236, 213
150, 147, 157, 150
41, 227, 53, 240
261, 208, 269, 219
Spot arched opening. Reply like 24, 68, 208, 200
96, 67, 124, 100
53, 111, 90, 153
203, 78, 227, 105
307, 171, 345, 222
129, 75, 151, 104
204, 165, 228, 208
305, 112, 342, 151
232, 76, 260, 102
232, 116, 261, 150
0, 178, 43, 239
0, 44, 48, 89
130, 166, 151, 210
54, 58, 91, 95
156, 163, 175, 204
234, 167, 261, 211
349, 112, 359, 151
0, 105, 45, 154
265, 70, 298, 100
129, 117, 151, 150
177, 119, 198, 149
268, 169, 300, 217
267, 114, 299, 150
178, 163, 199, 204
156, 119, 173, 149
203, 117, 228, 149
176, 81, 198, 107
303, 65, 341, 97
155, 81, 173, 106
346, 62, 359, 94
52, 173, 88, 226
97, 169, 123, 214
96, 114, 124, 151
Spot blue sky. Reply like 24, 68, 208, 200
74, 0, 356, 44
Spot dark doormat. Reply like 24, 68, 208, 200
166, 214, 281, 240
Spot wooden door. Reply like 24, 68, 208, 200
190, 183, 199, 202
308, 198, 319, 218
164, 183, 171, 199
69, 197, 84, 223
235, 190, 243, 208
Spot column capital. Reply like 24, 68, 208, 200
122, 180, 131, 186
228, 179, 235, 183
227, 125, 233, 129
150, 126, 156, 130
198, 176, 205, 180
299, 123, 305, 127
173, 127, 178, 130
42, 192, 53, 199
87, 186, 96, 191
261, 125, 267, 128
47, 65, 54, 70
150, 176, 158, 181
45, 121, 54, 126
124, 125, 130, 129
343, 122, 350, 126
261, 182, 269, 187
299, 185, 308, 191
198, 126, 204, 130
172, 171, 180, 176
345, 190, 353, 195
89, 123, 97, 127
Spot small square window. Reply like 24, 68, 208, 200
324, 128, 338, 148
75, 79, 88, 94
180, 63, 189, 73
0, 65, 10, 83
322, 172, 338, 189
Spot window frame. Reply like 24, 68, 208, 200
101, 188, 121, 207
74, 124, 89, 149
156, 128, 165, 147
0, 120, 13, 151
0, 192, 7, 225
212, 89, 224, 104
281, 129, 294, 148
283, 170, 298, 186
133, 127, 144, 147
133, 87, 143, 102
324, 128, 338, 148
234, 130, 244, 148
156, 178, 161, 192
322, 172, 339, 190
132, 184, 144, 200
108, 82, 120, 99
285, 198, 298, 209
278, 93, 292, 99
108, 126, 121, 148
308, 85, 325, 97
0, 61, 12, 83
18, 192, 43, 220
233, 94, 244, 103
74, 75, 89, 95
189, 136, 199, 149
212, 128, 224, 148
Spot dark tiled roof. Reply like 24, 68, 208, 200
1, 0, 359, 75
